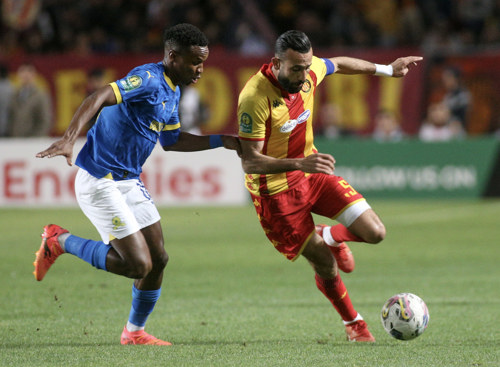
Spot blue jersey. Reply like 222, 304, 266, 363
75, 62, 181, 180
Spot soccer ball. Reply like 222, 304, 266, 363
380, 292, 429, 341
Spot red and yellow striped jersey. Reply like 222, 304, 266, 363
238, 56, 329, 197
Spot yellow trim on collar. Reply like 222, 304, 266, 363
163, 73, 177, 91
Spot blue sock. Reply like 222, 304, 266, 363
64, 235, 111, 271
128, 285, 161, 328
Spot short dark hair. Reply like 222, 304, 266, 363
163, 23, 208, 52
275, 30, 311, 57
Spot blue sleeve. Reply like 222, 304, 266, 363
115, 66, 159, 102
159, 128, 180, 146
322, 58, 335, 76
159, 107, 181, 146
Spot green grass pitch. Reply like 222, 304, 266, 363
0, 200, 499, 366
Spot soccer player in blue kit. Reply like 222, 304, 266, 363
34, 23, 240, 345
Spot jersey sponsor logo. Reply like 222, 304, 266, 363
273, 99, 283, 108
279, 109, 311, 133
120, 75, 142, 92
301, 79, 312, 93
240, 113, 253, 133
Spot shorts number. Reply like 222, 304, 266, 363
339, 179, 358, 198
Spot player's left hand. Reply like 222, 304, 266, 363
222, 136, 242, 157
390, 56, 423, 78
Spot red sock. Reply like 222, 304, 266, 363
330, 224, 364, 243
315, 274, 357, 322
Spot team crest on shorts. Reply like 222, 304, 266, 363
240, 113, 253, 133
121, 75, 142, 92
112, 216, 126, 230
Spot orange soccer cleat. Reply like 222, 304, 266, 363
315, 224, 355, 273
120, 327, 172, 346
345, 320, 376, 342
33, 224, 68, 281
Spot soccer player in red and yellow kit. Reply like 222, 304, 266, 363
238, 30, 422, 342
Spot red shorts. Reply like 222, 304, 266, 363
251, 174, 365, 261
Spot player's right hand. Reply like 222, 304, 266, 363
36, 139, 74, 166
300, 153, 335, 174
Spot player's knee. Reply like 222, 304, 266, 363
153, 249, 169, 271
126, 256, 153, 279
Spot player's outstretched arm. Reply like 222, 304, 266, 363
240, 139, 335, 175
36, 85, 117, 166
329, 56, 423, 77
162, 132, 242, 155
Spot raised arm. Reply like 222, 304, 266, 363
240, 139, 335, 175
330, 56, 423, 78
36, 85, 117, 166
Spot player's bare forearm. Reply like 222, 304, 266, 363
240, 139, 335, 175
329, 56, 423, 77
330, 57, 376, 75
63, 86, 116, 142
241, 154, 299, 174
241, 152, 335, 175
163, 132, 241, 154
36, 85, 116, 166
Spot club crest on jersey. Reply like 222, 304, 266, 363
301, 80, 312, 93
279, 109, 311, 133
121, 75, 142, 92
240, 112, 253, 133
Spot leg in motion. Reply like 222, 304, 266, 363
315, 224, 355, 273
302, 234, 375, 342
120, 221, 171, 346
34, 225, 152, 281
315, 207, 386, 273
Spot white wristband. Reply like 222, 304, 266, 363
374, 64, 393, 77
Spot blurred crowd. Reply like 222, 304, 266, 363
2, 0, 500, 56
2, 0, 500, 140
